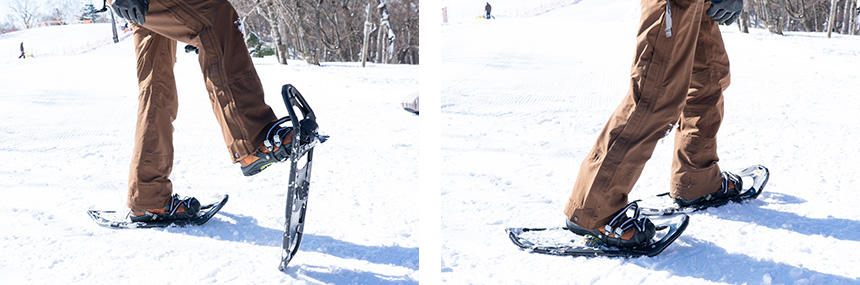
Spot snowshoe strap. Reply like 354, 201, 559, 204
264, 117, 292, 152
166, 194, 194, 216
721, 171, 744, 195
604, 201, 650, 238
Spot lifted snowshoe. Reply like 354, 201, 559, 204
275, 84, 328, 271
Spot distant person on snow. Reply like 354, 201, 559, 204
110, 0, 294, 222
18, 42, 25, 59
562, 0, 748, 248
485, 2, 493, 19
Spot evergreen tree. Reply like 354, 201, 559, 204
80, 4, 98, 22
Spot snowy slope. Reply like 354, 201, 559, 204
441, 0, 582, 24
0, 26, 417, 283
0, 23, 131, 61
441, 0, 860, 284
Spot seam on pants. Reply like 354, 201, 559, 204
596, 4, 673, 189
201, 27, 253, 157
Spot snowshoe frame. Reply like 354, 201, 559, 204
277, 84, 321, 271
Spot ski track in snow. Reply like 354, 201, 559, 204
0, 25, 417, 283
442, 0, 860, 284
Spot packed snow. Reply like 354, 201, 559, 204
0, 24, 417, 283
441, 0, 860, 284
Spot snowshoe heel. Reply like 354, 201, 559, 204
130, 194, 201, 222
675, 170, 744, 208
566, 201, 656, 249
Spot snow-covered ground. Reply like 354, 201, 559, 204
0, 23, 131, 61
0, 25, 417, 283
441, 0, 581, 24
441, 0, 860, 284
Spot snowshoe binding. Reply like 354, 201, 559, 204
130, 194, 201, 222
566, 201, 656, 249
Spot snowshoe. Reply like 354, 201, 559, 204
507, 214, 688, 257
88, 195, 228, 229
639, 165, 769, 216
274, 84, 327, 271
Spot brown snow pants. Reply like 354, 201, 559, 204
564, 0, 731, 230
125, 0, 277, 210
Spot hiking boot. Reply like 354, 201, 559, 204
566, 201, 656, 249
240, 126, 295, 177
130, 194, 201, 222
674, 171, 742, 207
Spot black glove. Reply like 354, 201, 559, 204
707, 0, 743, 25
112, 0, 150, 26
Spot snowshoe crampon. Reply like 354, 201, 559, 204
275, 84, 327, 271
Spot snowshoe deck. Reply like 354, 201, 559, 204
506, 215, 689, 257
639, 165, 769, 216
87, 195, 229, 229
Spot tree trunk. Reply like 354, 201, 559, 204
268, 9, 288, 64
828, 0, 837, 37
361, 3, 372, 67
739, 10, 750, 33
851, 0, 858, 35
842, 0, 857, 35
377, 22, 392, 64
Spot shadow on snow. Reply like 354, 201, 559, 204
630, 192, 859, 283
161, 211, 418, 272
715, 192, 860, 242
632, 237, 857, 284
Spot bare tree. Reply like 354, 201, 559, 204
744, 0, 858, 36
45, 0, 81, 25
9, 0, 41, 28
228, 0, 417, 65
0, 18, 16, 34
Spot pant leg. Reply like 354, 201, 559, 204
563, 0, 705, 230
139, 0, 277, 162
670, 2, 731, 200
127, 27, 178, 211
